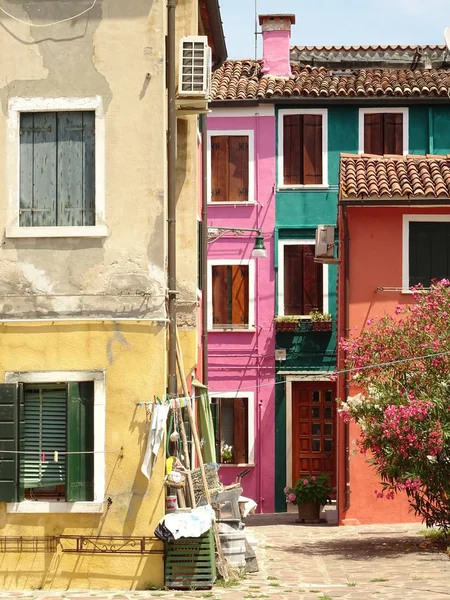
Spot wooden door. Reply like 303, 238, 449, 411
292, 382, 336, 489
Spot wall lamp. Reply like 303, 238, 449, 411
207, 227, 267, 258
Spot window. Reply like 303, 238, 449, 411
210, 396, 253, 465
7, 97, 106, 238
278, 109, 327, 187
209, 132, 252, 203
405, 218, 450, 288
19, 111, 95, 227
212, 264, 249, 328
0, 371, 105, 512
360, 109, 408, 155
280, 243, 324, 315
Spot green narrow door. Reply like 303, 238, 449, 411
67, 382, 94, 501
0, 384, 22, 502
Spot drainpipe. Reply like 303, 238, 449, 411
167, 0, 177, 397
342, 205, 351, 512
201, 113, 208, 386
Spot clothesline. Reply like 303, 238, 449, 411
136, 396, 191, 409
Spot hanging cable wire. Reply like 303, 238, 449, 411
0, 0, 97, 27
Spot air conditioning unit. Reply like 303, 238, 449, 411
178, 36, 211, 97
315, 225, 335, 259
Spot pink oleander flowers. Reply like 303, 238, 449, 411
338, 280, 450, 531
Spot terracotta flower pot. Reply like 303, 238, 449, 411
296, 502, 320, 523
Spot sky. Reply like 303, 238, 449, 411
219, 0, 449, 59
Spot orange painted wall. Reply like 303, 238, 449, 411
338, 206, 450, 525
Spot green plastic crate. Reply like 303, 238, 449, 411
165, 528, 216, 590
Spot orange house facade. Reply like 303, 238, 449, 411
337, 153, 450, 525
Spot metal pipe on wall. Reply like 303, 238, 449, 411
167, 0, 177, 397
343, 205, 351, 512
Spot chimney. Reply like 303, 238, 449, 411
258, 14, 295, 78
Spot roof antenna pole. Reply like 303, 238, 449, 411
254, 0, 258, 60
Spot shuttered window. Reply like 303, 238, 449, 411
212, 265, 249, 328
284, 244, 323, 315
0, 382, 94, 503
283, 115, 323, 185
211, 397, 248, 464
364, 113, 403, 155
210, 135, 249, 202
409, 221, 450, 287
20, 111, 95, 227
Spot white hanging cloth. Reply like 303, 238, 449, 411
141, 403, 170, 480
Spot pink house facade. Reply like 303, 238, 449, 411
206, 106, 276, 512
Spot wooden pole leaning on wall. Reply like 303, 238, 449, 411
175, 328, 229, 581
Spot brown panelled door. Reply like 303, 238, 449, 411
292, 382, 336, 489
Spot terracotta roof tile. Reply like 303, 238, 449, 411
211, 60, 450, 100
339, 154, 450, 201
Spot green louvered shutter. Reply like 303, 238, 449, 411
22, 385, 67, 490
66, 382, 94, 501
0, 384, 22, 502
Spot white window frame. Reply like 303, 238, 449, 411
4, 370, 106, 513
277, 108, 328, 189
6, 97, 107, 239
207, 258, 255, 331
278, 239, 329, 317
358, 107, 408, 155
209, 390, 255, 466
402, 214, 450, 292
207, 129, 255, 205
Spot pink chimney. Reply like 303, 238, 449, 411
258, 14, 295, 78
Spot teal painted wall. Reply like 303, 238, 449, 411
273, 103, 450, 512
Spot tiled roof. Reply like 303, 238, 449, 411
339, 154, 450, 202
210, 60, 450, 100
292, 44, 446, 51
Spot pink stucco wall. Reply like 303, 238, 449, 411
207, 113, 276, 513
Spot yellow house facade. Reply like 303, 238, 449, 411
0, 0, 225, 589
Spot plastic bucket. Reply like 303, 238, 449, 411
219, 530, 246, 568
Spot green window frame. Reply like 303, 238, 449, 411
0, 382, 94, 502
19, 111, 96, 227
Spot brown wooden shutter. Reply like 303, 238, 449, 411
212, 265, 228, 326
303, 115, 323, 184
364, 114, 383, 154
211, 136, 229, 202
233, 398, 248, 464
283, 115, 302, 185
231, 265, 249, 327
383, 113, 403, 154
303, 244, 323, 314
284, 245, 305, 315
228, 136, 249, 201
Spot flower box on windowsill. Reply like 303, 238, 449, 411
275, 320, 298, 332
312, 321, 332, 332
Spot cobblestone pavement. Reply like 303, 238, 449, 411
0, 515, 449, 600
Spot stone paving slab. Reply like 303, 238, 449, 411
0, 516, 449, 599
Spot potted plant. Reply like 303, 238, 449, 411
309, 310, 332, 332
274, 315, 300, 332
221, 443, 233, 464
284, 474, 332, 522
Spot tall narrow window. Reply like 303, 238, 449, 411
283, 244, 323, 315
210, 135, 249, 202
211, 397, 248, 464
283, 114, 323, 185
364, 113, 403, 155
212, 264, 249, 328
20, 111, 95, 227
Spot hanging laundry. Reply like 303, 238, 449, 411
141, 403, 170, 479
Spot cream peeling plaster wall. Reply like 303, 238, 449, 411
0, 0, 177, 322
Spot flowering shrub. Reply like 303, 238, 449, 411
284, 474, 332, 506
338, 280, 450, 530
220, 444, 233, 464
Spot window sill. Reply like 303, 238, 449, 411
208, 201, 257, 206
219, 463, 255, 468
277, 184, 329, 191
5, 225, 108, 239
209, 328, 256, 333
6, 501, 104, 514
